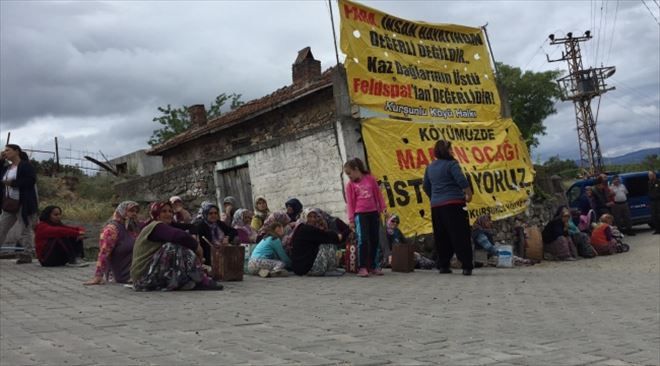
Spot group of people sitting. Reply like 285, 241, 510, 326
542, 205, 629, 261
29, 195, 358, 291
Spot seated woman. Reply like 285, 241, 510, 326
285, 198, 303, 222
169, 196, 192, 224
233, 208, 258, 244
567, 208, 597, 258
590, 214, 618, 255
386, 214, 435, 269
251, 196, 270, 231
248, 222, 291, 277
34, 206, 87, 267
289, 208, 343, 276
256, 211, 293, 244
84, 201, 140, 285
542, 206, 578, 261
471, 214, 500, 258
221, 196, 239, 226
195, 202, 237, 266
131, 201, 221, 291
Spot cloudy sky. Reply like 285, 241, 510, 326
1, 0, 658, 165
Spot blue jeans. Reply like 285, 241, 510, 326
474, 233, 499, 256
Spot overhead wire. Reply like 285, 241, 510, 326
605, 0, 620, 65
640, 0, 660, 25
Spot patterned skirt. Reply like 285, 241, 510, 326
133, 243, 206, 291
307, 244, 337, 276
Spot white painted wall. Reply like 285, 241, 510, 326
248, 128, 347, 220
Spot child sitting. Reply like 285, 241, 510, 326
248, 222, 291, 277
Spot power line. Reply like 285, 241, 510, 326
605, 0, 620, 65
640, 0, 660, 25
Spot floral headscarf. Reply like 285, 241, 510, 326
194, 200, 215, 223
471, 214, 492, 235
111, 200, 140, 233
300, 208, 326, 229
232, 208, 252, 228
258, 211, 291, 240
201, 202, 224, 244
148, 201, 171, 222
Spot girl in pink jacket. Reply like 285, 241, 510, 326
344, 158, 387, 277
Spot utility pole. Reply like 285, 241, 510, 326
547, 31, 615, 177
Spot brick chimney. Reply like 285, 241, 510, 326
188, 104, 207, 128
292, 47, 321, 86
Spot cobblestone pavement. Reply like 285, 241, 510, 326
1, 229, 659, 366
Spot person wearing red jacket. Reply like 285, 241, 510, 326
34, 206, 87, 267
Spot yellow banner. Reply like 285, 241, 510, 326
339, 0, 501, 122
362, 118, 535, 236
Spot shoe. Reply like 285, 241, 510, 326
357, 268, 369, 277
271, 269, 288, 277
462, 269, 472, 276
15, 254, 32, 264
65, 260, 89, 267
370, 268, 384, 276
258, 269, 270, 278
196, 280, 223, 291
438, 267, 452, 274
653, 231, 660, 235
474, 262, 484, 268
564, 257, 577, 261
626, 231, 636, 236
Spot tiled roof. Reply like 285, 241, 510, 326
149, 67, 336, 154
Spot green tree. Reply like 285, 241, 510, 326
496, 63, 562, 148
641, 154, 660, 171
148, 93, 243, 146
542, 155, 579, 178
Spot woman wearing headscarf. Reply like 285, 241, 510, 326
256, 211, 293, 243
251, 196, 270, 231
232, 208, 257, 244
195, 202, 237, 266
221, 196, 239, 226
34, 206, 87, 267
471, 215, 500, 258
0, 144, 39, 264
84, 201, 140, 285
289, 208, 343, 276
285, 198, 303, 222
542, 206, 578, 261
131, 201, 222, 291
169, 196, 192, 224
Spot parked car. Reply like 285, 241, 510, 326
566, 171, 659, 228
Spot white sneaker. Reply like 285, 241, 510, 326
66, 260, 89, 268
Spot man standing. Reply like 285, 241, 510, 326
649, 171, 660, 235
610, 175, 635, 236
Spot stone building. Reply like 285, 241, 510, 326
115, 47, 363, 218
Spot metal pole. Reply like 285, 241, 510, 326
54, 137, 60, 173
328, 0, 341, 66
5, 132, 10, 145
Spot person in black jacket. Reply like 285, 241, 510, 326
542, 206, 578, 261
289, 208, 343, 276
0, 144, 39, 264
649, 171, 660, 234
195, 202, 237, 265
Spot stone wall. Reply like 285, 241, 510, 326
114, 161, 215, 206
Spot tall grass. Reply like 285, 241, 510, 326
37, 175, 118, 223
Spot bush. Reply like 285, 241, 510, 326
39, 198, 115, 223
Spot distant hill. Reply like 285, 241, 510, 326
603, 147, 660, 165
571, 147, 659, 165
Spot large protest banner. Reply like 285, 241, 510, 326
339, 0, 501, 121
362, 118, 535, 236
